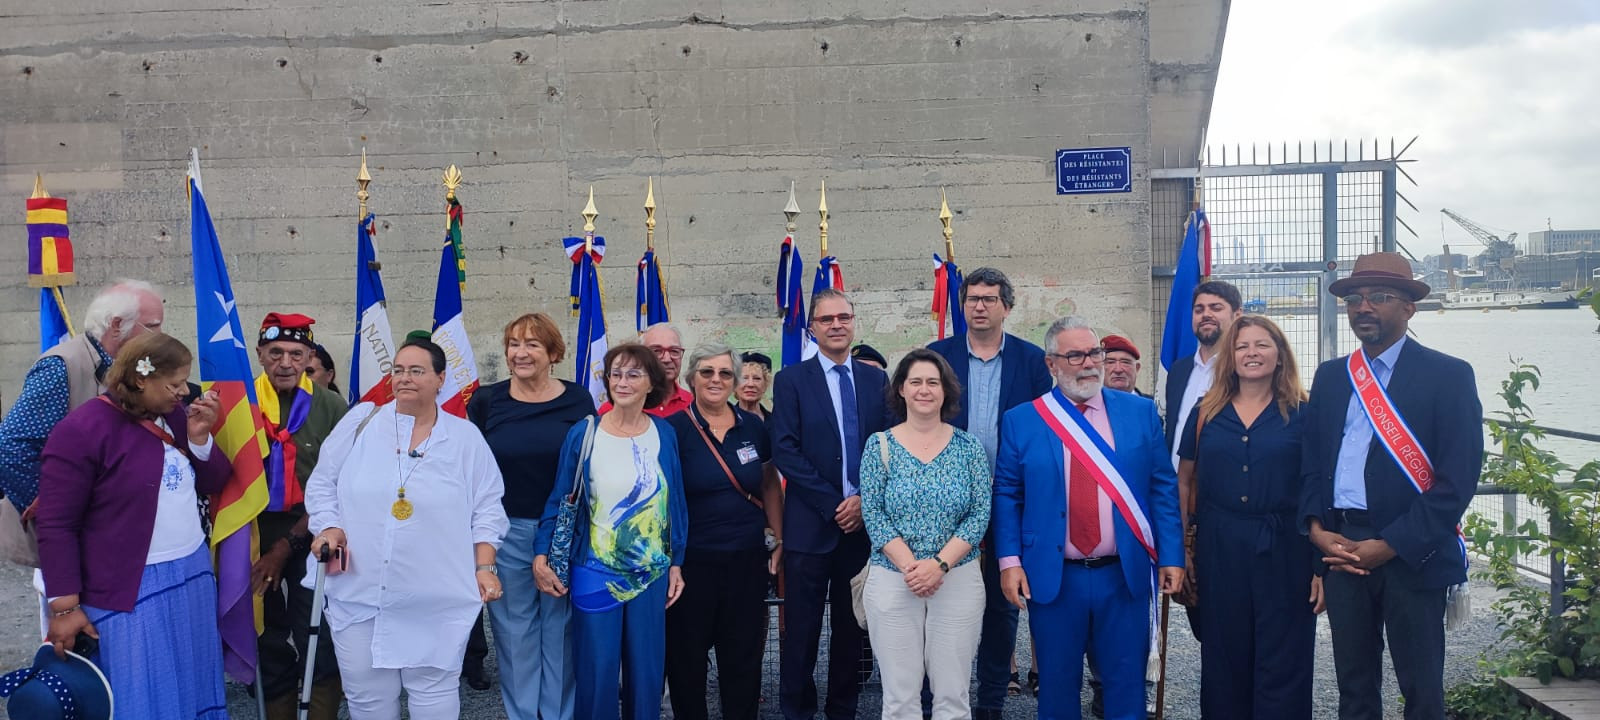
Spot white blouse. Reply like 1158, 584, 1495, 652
302, 402, 508, 669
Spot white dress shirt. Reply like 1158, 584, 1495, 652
304, 403, 509, 669
1170, 351, 1216, 473
815, 353, 860, 497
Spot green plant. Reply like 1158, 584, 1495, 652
1447, 363, 1600, 718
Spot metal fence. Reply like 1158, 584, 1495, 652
1149, 142, 1415, 387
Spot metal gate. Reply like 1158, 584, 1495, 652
1149, 141, 1415, 387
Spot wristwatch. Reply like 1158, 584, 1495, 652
936, 558, 951, 574
476, 564, 498, 575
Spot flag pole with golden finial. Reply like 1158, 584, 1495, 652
644, 178, 656, 251
583, 186, 599, 255
443, 165, 465, 291
940, 187, 955, 262
357, 149, 372, 219
818, 180, 829, 258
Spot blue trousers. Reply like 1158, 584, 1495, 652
572, 572, 668, 720
1029, 562, 1149, 720
488, 517, 575, 720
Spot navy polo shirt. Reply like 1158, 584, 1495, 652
667, 403, 772, 552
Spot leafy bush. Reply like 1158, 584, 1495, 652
1447, 363, 1600, 718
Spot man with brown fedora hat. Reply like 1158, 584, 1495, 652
1298, 251, 1481, 720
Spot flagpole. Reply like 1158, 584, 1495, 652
818, 180, 829, 258
644, 178, 656, 251
583, 186, 599, 256
939, 187, 955, 263
785, 181, 800, 238
358, 148, 371, 219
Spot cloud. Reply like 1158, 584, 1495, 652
1207, 0, 1600, 256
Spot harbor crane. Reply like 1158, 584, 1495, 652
1440, 209, 1519, 283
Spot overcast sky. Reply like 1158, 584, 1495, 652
1207, 0, 1600, 258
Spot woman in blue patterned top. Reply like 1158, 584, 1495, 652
859, 348, 991, 720
533, 344, 686, 720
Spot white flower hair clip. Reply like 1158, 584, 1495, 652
136, 357, 156, 377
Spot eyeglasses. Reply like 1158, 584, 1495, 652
648, 345, 685, 360
811, 313, 855, 326
696, 368, 736, 380
608, 369, 647, 382
1047, 348, 1106, 366
1342, 292, 1404, 307
264, 347, 308, 362
963, 294, 1002, 307
390, 366, 433, 379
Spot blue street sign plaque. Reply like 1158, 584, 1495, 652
1055, 147, 1133, 195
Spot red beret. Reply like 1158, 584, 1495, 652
259, 312, 317, 347
1101, 334, 1140, 360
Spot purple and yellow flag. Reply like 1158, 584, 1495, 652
188, 150, 271, 683
26, 176, 74, 287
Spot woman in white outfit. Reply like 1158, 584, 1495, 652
305, 337, 509, 720
859, 348, 992, 720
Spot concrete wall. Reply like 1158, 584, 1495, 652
0, 0, 1225, 402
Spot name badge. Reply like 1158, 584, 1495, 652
737, 444, 760, 465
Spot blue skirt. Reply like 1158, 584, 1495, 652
84, 544, 230, 720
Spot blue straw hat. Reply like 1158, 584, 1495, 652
0, 643, 113, 720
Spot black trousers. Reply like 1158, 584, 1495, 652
464, 610, 488, 671
973, 536, 1020, 711
779, 533, 868, 720
666, 546, 770, 720
1323, 522, 1448, 720
258, 541, 339, 702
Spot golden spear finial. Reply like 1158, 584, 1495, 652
357, 149, 371, 218
939, 187, 954, 261
31, 174, 49, 199
818, 180, 830, 256
783, 181, 800, 234
644, 178, 657, 251
582, 186, 598, 254
443, 164, 462, 201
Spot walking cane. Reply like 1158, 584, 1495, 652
298, 545, 337, 720
1154, 593, 1171, 720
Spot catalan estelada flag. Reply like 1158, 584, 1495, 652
188, 149, 270, 683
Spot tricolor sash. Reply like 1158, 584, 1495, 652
1031, 390, 1157, 561
1347, 351, 1469, 567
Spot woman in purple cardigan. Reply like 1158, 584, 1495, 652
36, 332, 232, 720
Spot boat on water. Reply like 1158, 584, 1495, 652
1440, 289, 1578, 310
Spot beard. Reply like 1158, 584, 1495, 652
1195, 324, 1222, 347
1058, 369, 1104, 402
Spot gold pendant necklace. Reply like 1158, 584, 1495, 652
392, 488, 414, 520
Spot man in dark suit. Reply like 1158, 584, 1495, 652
1299, 252, 1481, 720
993, 316, 1185, 720
926, 267, 1051, 720
771, 288, 891, 720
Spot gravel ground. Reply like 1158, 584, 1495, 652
0, 560, 1509, 719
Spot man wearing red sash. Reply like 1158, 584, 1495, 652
993, 316, 1184, 720
1299, 252, 1482, 720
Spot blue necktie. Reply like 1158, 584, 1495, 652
834, 364, 861, 495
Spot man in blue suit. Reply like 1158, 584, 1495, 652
771, 288, 891, 720
926, 267, 1051, 720
993, 316, 1185, 720
1300, 252, 1481, 720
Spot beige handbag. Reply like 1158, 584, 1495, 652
0, 499, 40, 568
848, 434, 893, 630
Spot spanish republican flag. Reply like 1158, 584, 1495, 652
187, 149, 270, 683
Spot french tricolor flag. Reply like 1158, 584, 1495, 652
350, 212, 396, 406
431, 236, 479, 418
